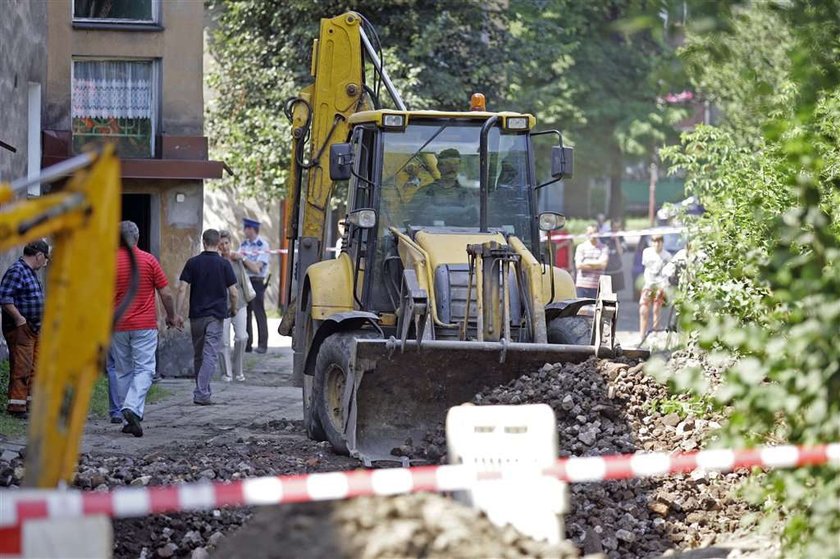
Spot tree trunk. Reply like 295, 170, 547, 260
608, 141, 624, 219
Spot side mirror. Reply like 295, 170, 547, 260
538, 211, 566, 232
329, 143, 353, 181
551, 145, 574, 179
346, 208, 377, 229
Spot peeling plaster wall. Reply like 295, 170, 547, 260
0, 1, 48, 357
0, 0, 46, 184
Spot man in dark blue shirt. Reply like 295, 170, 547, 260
176, 230, 238, 405
0, 240, 49, 418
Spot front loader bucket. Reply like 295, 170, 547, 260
345, 338, 646, 465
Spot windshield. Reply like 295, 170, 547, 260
379, 122, 534, 245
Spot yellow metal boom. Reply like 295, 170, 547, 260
0, 147, 120, 487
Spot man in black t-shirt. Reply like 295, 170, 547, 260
176, 229, 238, 405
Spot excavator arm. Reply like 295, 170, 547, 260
283, 12, 406, 307
284, 13, 366, 280
0, 148, 120, 487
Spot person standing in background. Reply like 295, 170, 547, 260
639, 234, 672, 340
574, 225, 609, 298
0, 240, 49, 419
241, 217, 270, 354
219, 230, 251, 382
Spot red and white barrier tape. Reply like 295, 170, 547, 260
238, 248, 340, 254
549, 226, 686, 242
239, 248, 289, 255
1, 443, 837, 527
236, 226, 687, 254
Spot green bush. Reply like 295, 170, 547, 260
655, 3, 840, 555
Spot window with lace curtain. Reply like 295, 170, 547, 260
73, 0, 159, 23
71, 60, 158, 158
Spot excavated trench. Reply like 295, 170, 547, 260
0, 354, 769, 559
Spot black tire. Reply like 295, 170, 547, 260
301, 292, 326, 442
547, 316, 593, 345
303, 379, 327, 442
313, 330, 380, 455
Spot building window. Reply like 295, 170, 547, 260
73, 0, 158, 23
71, 60, 158, 158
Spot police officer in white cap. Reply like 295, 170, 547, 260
240, 217, 270, 353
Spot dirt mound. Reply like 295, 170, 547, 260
214, 493, 579, 559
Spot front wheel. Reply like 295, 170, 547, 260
547, 316, 593, 346
312, 331, 380, 455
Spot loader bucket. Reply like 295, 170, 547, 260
345, 338, 646, 465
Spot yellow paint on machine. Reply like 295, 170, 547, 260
413, 231, 507, 270
306, 252, 355, 318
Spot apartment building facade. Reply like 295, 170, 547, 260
40, 0, 223, 373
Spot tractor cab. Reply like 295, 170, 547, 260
329, 110, 573, 318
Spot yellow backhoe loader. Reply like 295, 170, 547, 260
281, 13, 646, 465
0, 148, 121, 487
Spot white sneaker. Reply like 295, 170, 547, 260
222, 375, 232, 382
236, 375, 245, 382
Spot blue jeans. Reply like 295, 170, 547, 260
106, 350, 121, 419
111, 329, 158, 420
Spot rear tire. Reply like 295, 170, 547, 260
547, 316, 593, 345
313, 330, 380, 455
303, 376, 326, 441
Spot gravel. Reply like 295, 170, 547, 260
390, 356, 759, 558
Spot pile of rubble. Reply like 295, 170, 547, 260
0, 431, 358, 558
393, 357, 758, 558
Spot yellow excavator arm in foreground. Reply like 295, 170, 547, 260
0, 148, 120, 487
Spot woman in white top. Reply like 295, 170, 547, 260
219, 230, 253, 381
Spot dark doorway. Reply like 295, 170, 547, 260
122, 194, 151, 252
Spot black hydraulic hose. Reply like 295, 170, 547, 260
112, 231, 139, 328
363, 83, 380, 110
479, 116, 499, 232
359, 14, 384, 103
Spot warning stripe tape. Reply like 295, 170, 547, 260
238, 249, 289, 255
236, 226, 688, 254
239, 248, 338, 254
1, 443, 837, 527
549, 225, 686, 242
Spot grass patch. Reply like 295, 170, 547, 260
89, 375, 111, 417
0, 360, 27, 438
646, 394, 715, 420
0, 360, 173, 437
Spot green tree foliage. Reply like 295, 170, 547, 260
209, 0, 687, 210
207, 0, 516, 199
659, 2, 840, 554
507, 0, 690, 218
